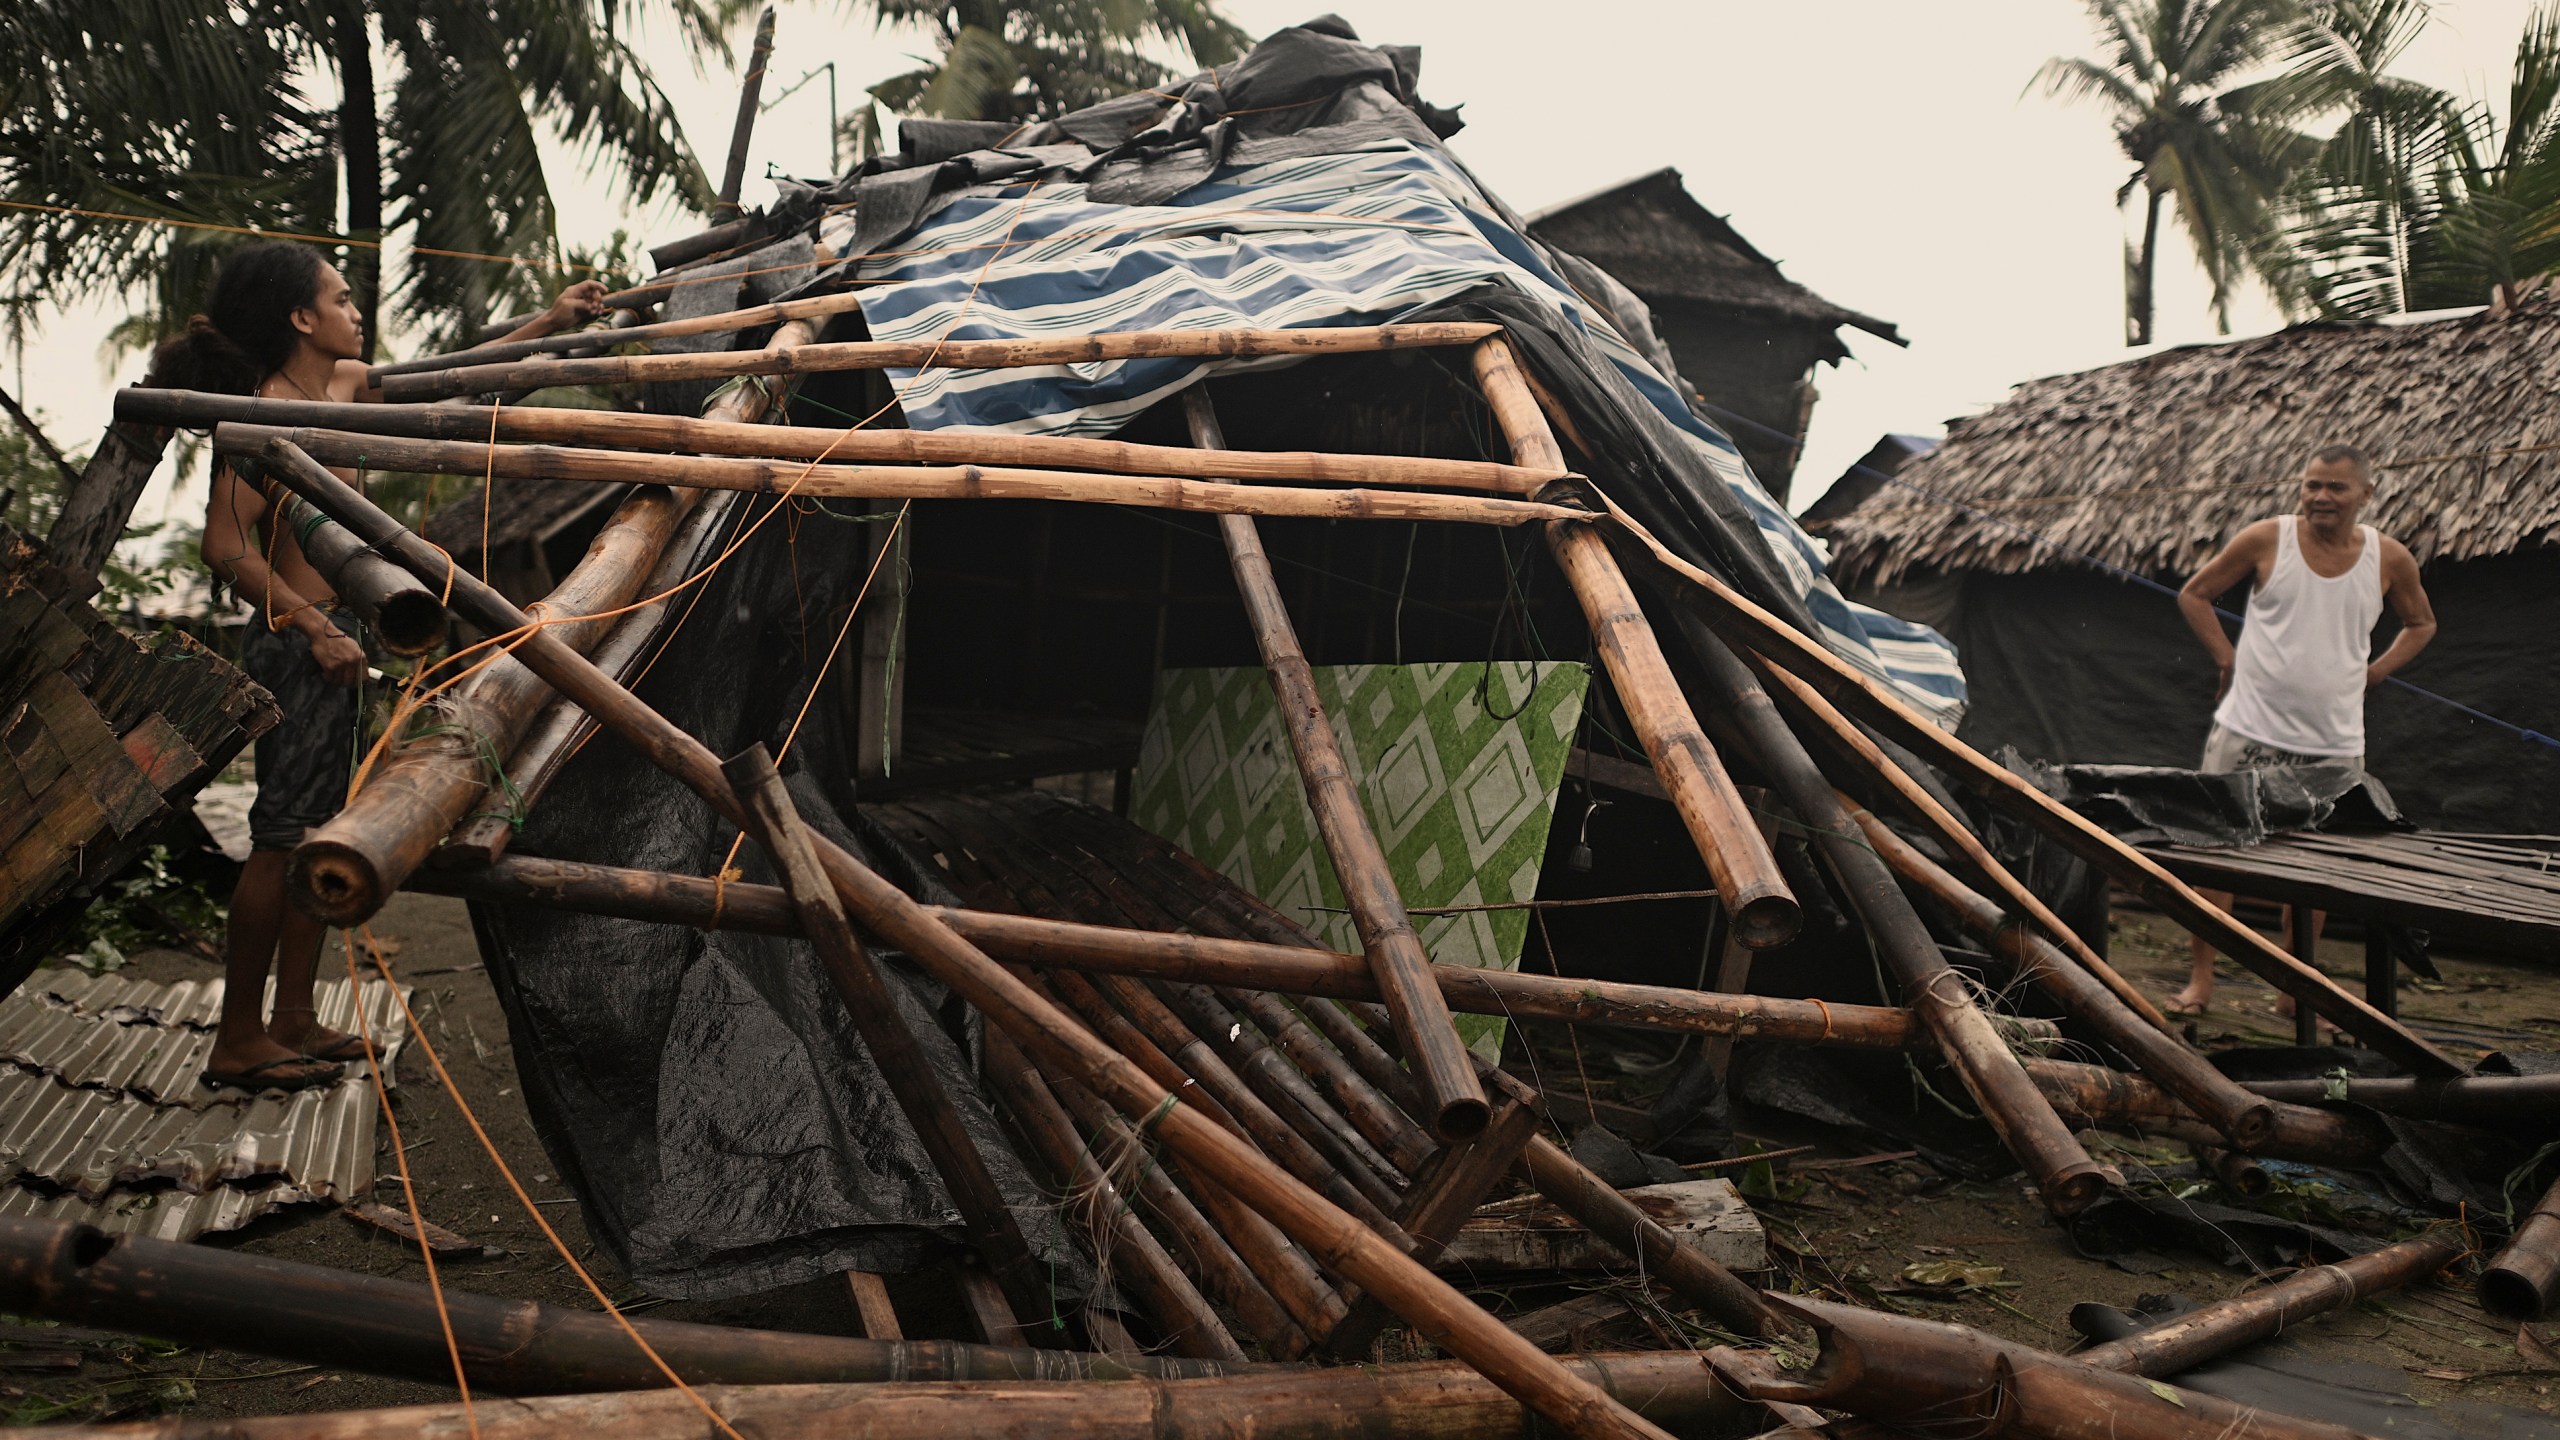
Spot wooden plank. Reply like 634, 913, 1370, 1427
1437, 1178, 1766, 1276
955, 1262, 1035, 1349
844, 1271, 901, 1340
44, 422, 173, 585
121, 712, 207, 794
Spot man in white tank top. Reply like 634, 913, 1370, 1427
2164, 443, 2437, 1015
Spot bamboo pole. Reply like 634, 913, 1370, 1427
436, 492, 746, 868
269, 491, 447, 656
1464, 339, 1796, 948
1677, 626, 2117, 1216
216, 424, 1584, 528
723, 743, 1060, 1343
284, 456, 689, 923
1226, 987, 1437, 1176
1844, 803, 2279, 1151
1588, 495, 2465, 1076
115, 389, 1564, 497
0, 1216, 1230, 1398
1027, 1036, 1310, 1355
1721, 1295, 2377, 1440
2237, 1072, 2560, 1129
977, 1023, 1245, 1362
36, 1355, 1757, 1440
2483, 1177, 2560, 1320
264, 446, 1681, 1440
1751, 656, 2171, 1032
2075, 1228, 2466, 1376
1189, 390, 1488, 1143
377, 323, 1507, 402
406, 853, 1928, 1048
2022, 1059, 2390, 1165
1154, 978, 1410, 1208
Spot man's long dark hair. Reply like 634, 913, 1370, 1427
145, 241, 330, 395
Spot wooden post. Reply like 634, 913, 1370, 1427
2365, 923, 2398, 1019
2290, 905, 2321, 1047
1465, 338, 1798, 948
1596, 497, 2465, 1077
215, 423, 1584, 528
43, 421, 172, 593
1187, 389, 1490, 1144
1844, 803, 2279, 1151
716, 7, 775, 218
721, 743, 1060, 1343
116, 387, 1563, 498
1677, 626, 2117, 1216
269, 453, 1687, 1440
978, 1023, 1245, 1362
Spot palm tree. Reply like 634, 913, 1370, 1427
2284, 2, 2560, 315
2036, 0, 2324, 344
0, 1, 725, 358
840, 0, 1250, 158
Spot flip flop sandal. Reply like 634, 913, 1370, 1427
2162, 1000, 2212, 1017
201, 1055, 344, 1093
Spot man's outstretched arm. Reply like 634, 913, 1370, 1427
2178, 521, 2274, 702
2367, 537, 2437, 688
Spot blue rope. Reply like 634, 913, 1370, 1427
1692, 399, 2560, 755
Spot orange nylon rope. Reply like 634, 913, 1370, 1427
354, 925, 750, 1440
338, 933, 481, 1440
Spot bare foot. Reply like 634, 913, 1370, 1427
271, 1010, 371, 1063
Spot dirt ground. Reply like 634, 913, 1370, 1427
3, 894, 2556, 1428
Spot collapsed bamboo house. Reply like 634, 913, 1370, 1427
9, 15, 2546, 1440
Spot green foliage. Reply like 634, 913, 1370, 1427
2281, 1, 2560, 315
2035, 0, 2328, 342
837, 0, 1252, 156
0, 1, 720, 357
57, 844, 227, 971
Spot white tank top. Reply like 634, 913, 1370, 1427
2213, 517, 2383, 757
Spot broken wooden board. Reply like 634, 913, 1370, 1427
1437, 1178, 1765, 1275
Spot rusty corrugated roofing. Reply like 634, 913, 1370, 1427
0, 967, 408, 1241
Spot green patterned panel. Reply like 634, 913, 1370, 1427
1132, 661, 1591, 1056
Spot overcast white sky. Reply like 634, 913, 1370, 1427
10, 0, 2544, 531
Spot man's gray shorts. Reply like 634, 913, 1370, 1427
2200, 722, 2361, 773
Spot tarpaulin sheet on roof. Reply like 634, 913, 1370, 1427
817, 59, 1963, 723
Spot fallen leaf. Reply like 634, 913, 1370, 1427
2145, 1380, 2184, 1407
2517, 1325, 2560, 1372
2416, 1368, 2474, 1382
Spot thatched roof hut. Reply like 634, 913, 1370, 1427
1526, 168, 1899, 503
1818, 304, 2560, 589
1808, 304, 2560, 834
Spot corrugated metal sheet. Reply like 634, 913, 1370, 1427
0, 967, 408, 1240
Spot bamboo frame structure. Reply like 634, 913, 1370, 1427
115, 389, 1564, 496
2483, 1177, 2560, 1320
1673, 623, 2115, 1216
1189, 388, 1488, 1144
722, 743, 1059, 1341
213, 423, 1585, 527
366, 287, 873, 380
1590, 492, 2467, 1076
377, 322, 1506, 402
1465, 338, 1798, 948
261, 442, 1687, 1440
1750, 656, 2170, 1032
264, 318, 822, 926
1844, 803, 2278, 1150
268, 491, 446, 656
404, 854, 1926, 1048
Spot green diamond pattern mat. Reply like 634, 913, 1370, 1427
1132, 661, 1591, 1056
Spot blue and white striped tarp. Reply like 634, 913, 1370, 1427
842, 138, 1966, 723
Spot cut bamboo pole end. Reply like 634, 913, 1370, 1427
376, 322, 1507, 402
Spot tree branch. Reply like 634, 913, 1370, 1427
0, 380, 82, 494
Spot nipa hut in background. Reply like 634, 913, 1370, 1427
1525, 168, 1901, 502
1809, 303, 2560, 833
